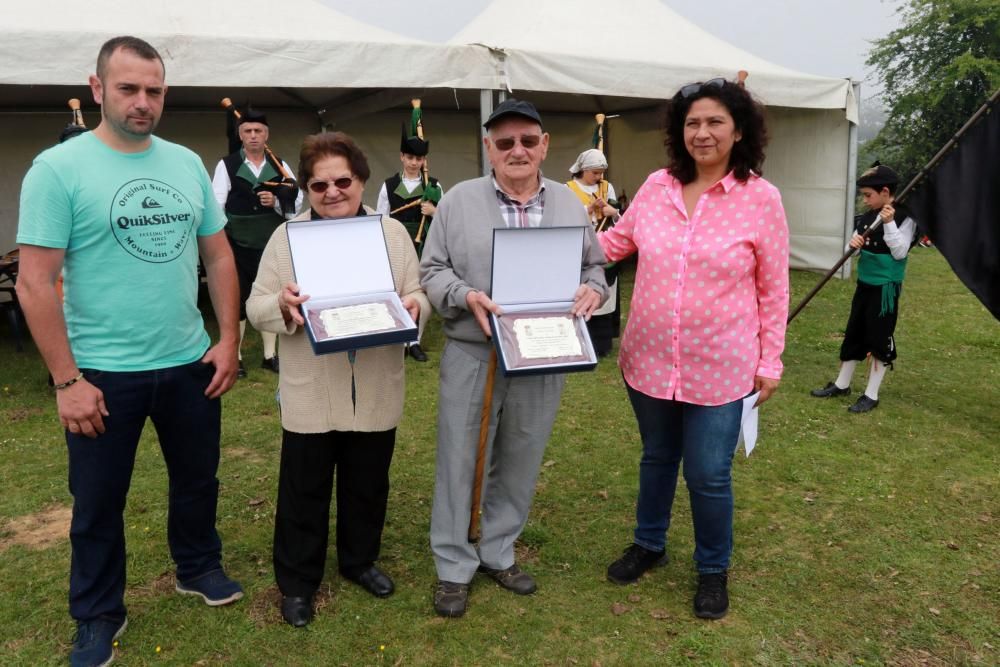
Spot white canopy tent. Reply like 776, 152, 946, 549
450, 0, 858, 119
0, 0, 494, 90
449, 0, 860, 273
2, 0, 858, 274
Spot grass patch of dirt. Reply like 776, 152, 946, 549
0, 504, 70, 553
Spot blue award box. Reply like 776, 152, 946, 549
286, 214, 417, 355
488, 226, 598, 376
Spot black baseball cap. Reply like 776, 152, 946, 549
483, 98, 543, 130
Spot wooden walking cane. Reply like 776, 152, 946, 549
468, 348, 498, 542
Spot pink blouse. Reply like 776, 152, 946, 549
599, 169, 789, 405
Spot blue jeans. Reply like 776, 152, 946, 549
67, 360, 224, 622
626, 384, 742, 574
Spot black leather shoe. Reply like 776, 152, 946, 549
407, 343, 429, 362
433, 580, 469, 618
478, 563, 537, 595
261, 356, 279, 373
810, 381, 849, 398
848, 394, 879, 413
343, 565, 394, 598
236, 361, 247, 379
280, 595, 313, 627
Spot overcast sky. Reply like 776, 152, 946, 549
323, 0, 903, 99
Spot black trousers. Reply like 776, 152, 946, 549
273, 428, 396, 597
227, 237, 265, 320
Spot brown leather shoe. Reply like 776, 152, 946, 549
478, 563, 537, 595
433, 580, 469, 617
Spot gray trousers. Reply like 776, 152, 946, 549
430, 339, 566, 583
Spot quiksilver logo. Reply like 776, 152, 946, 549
116, 212, 192, 229
110, 178, 195, 263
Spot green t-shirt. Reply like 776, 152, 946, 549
17, 133, 227, 371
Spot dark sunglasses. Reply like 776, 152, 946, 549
307, 177, 354, 194
492, 134, 543, 151
679, 78, 726, 99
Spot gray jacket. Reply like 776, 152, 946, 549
419, 175, 608, 345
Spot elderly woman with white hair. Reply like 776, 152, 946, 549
566, 148, 622, 357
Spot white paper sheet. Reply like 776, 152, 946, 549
738, 392, 761, 457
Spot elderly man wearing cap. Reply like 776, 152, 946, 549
212, 107, 302, 377
810, 162, 916, 413
567, 148, 622, 358
420, 98, 608, 617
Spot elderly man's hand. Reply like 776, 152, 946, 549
465, 290, 502, 338
571, 284, 602, 320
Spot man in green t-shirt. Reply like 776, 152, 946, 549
16, 36, 243, 667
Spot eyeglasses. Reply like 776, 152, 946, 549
679, 78, 726, 99
307, 176, 354, 194
492, 134, 543, 151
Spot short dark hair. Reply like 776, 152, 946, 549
96, 36, 165, 81
859, 182, 898, 196
663, 81, 768, 184
298, 132, 371, 188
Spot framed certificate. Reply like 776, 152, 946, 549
286, 215, 417, 354
488, 227, 598, 376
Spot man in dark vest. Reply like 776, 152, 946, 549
810, 163, 916, 413
375, 124, 443, 362
212, 108, 301, 376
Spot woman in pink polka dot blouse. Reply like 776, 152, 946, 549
599, 78, 789, 620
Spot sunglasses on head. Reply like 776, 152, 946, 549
307, 176, 354, 194
492, 134, 543, 151
679, 78, 726, 99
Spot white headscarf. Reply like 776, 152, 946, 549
568, 148, 608, 174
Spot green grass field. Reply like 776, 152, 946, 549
1, 249, 997, 666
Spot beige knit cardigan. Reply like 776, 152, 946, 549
246, 207, 430, 433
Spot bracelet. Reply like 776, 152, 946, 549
53, 373, 84, 390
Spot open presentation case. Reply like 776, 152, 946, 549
286, 214, 417, 354
488, 226, 598, 376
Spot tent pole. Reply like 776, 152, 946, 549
480, 89, 494, 176
841, 81, 861, 280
